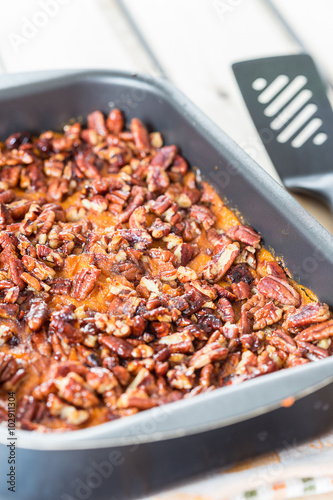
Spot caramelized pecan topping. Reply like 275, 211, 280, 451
0, 108, 330, 433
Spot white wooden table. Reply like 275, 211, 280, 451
1, 1, 333, 498
1, 0, 333, 234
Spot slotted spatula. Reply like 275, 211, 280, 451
232, 54, 333, 210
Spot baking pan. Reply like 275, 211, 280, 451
0, 70, 333, 500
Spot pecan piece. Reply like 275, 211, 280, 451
0, 203, 13, 228
226, 225, 261, 248
22, 255, 56, 280
5, 131, 32, 149
86, 367, 118, 394
54, 372, 99, 409
146, 166, 170, 193
190, 204, 216, 230
294, 320, 333, 342
266, 261, 287, 280
149, 218, 171, 239
50, 318, 83, 344
150, 145, 177, 169
0, 353, 25, 390
217, 298, 235, 323
130, 118, 150, 152
283, 303, 330, 331
227, 264, 254, 285
177, 266, 198, 283
21, 272, 42, 292
26, 299, 49, 331
74, 267, 101, 300
231, 282, 252, 300
106, 109, 124, 134
8, 256, 25, 290
0, 353, 17, 382
87, 110, 107, 136
47, 394, 90, 425
257, 276, 300, 307
0, 325, 13, 346
99, 335, 134, 358
253, 302, 283, 330
0, 166, 21, 187
190, 342, 228, 369
202, 243, 240, 282
266, 330, 297, 355
297, 341, 329, 360
150, 195, 173, 215
167, 364, 195, 390
0, 189, 15, 204
0, 303, 19, 319
174, 243, 194, 266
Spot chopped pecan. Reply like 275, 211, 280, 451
32, 332, 52, 357
47, 394, 89, 425
0, 166, 21, 188
8, 256, 25, 290
37, 244, 61, 266
294, 320, 333, 342
0, 353, 25, 390
49, 318, 83, 344
130, 118, 150, 152
0, 325, 13, 346
217, 298, 235, 323
257, 275, 300, 307
129, 206, 147, 230
149, 218, 171, 239
74, 267, 101, 300
266, 330, 297, 354
150, 195, 173, 215
0, 189, 15, 204
226, 225, 261, 248
202, 243, 240, 282
297, 341, 329, 360
170, 154, 188, 177
87, 110, 107, 136
174, 243, 194, 266
253, 302, 283, 330
150, 145, 177, 169
227, 264, 254, 285
99, 335, 134, 358
190, 342, 228, 369
6, 131, 32, 149
0, 303, 19, 319
177, 266, 198, 283
86, 367, 118, 393
22, 255, 56, 280
21, 272, 42, 291
106, 109, 124, 134
118, 188, 145, 223
167, 364, 195, 390
231, 282, 252, 300
190, 204, 216, 230
146, 165, 170, 193
283, 303, 330, 332
54, 372, 99, 408
266, 261, 287, 280
26, 299, 49, 331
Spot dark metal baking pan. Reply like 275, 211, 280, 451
0, 70, 333, 500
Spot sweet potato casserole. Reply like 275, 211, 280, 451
0, 109, 331, 432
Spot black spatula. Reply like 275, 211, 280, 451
232, 54, 333, 210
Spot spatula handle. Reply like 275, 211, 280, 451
284, 172, 333, 212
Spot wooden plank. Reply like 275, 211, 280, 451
0, 0, 143, 73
